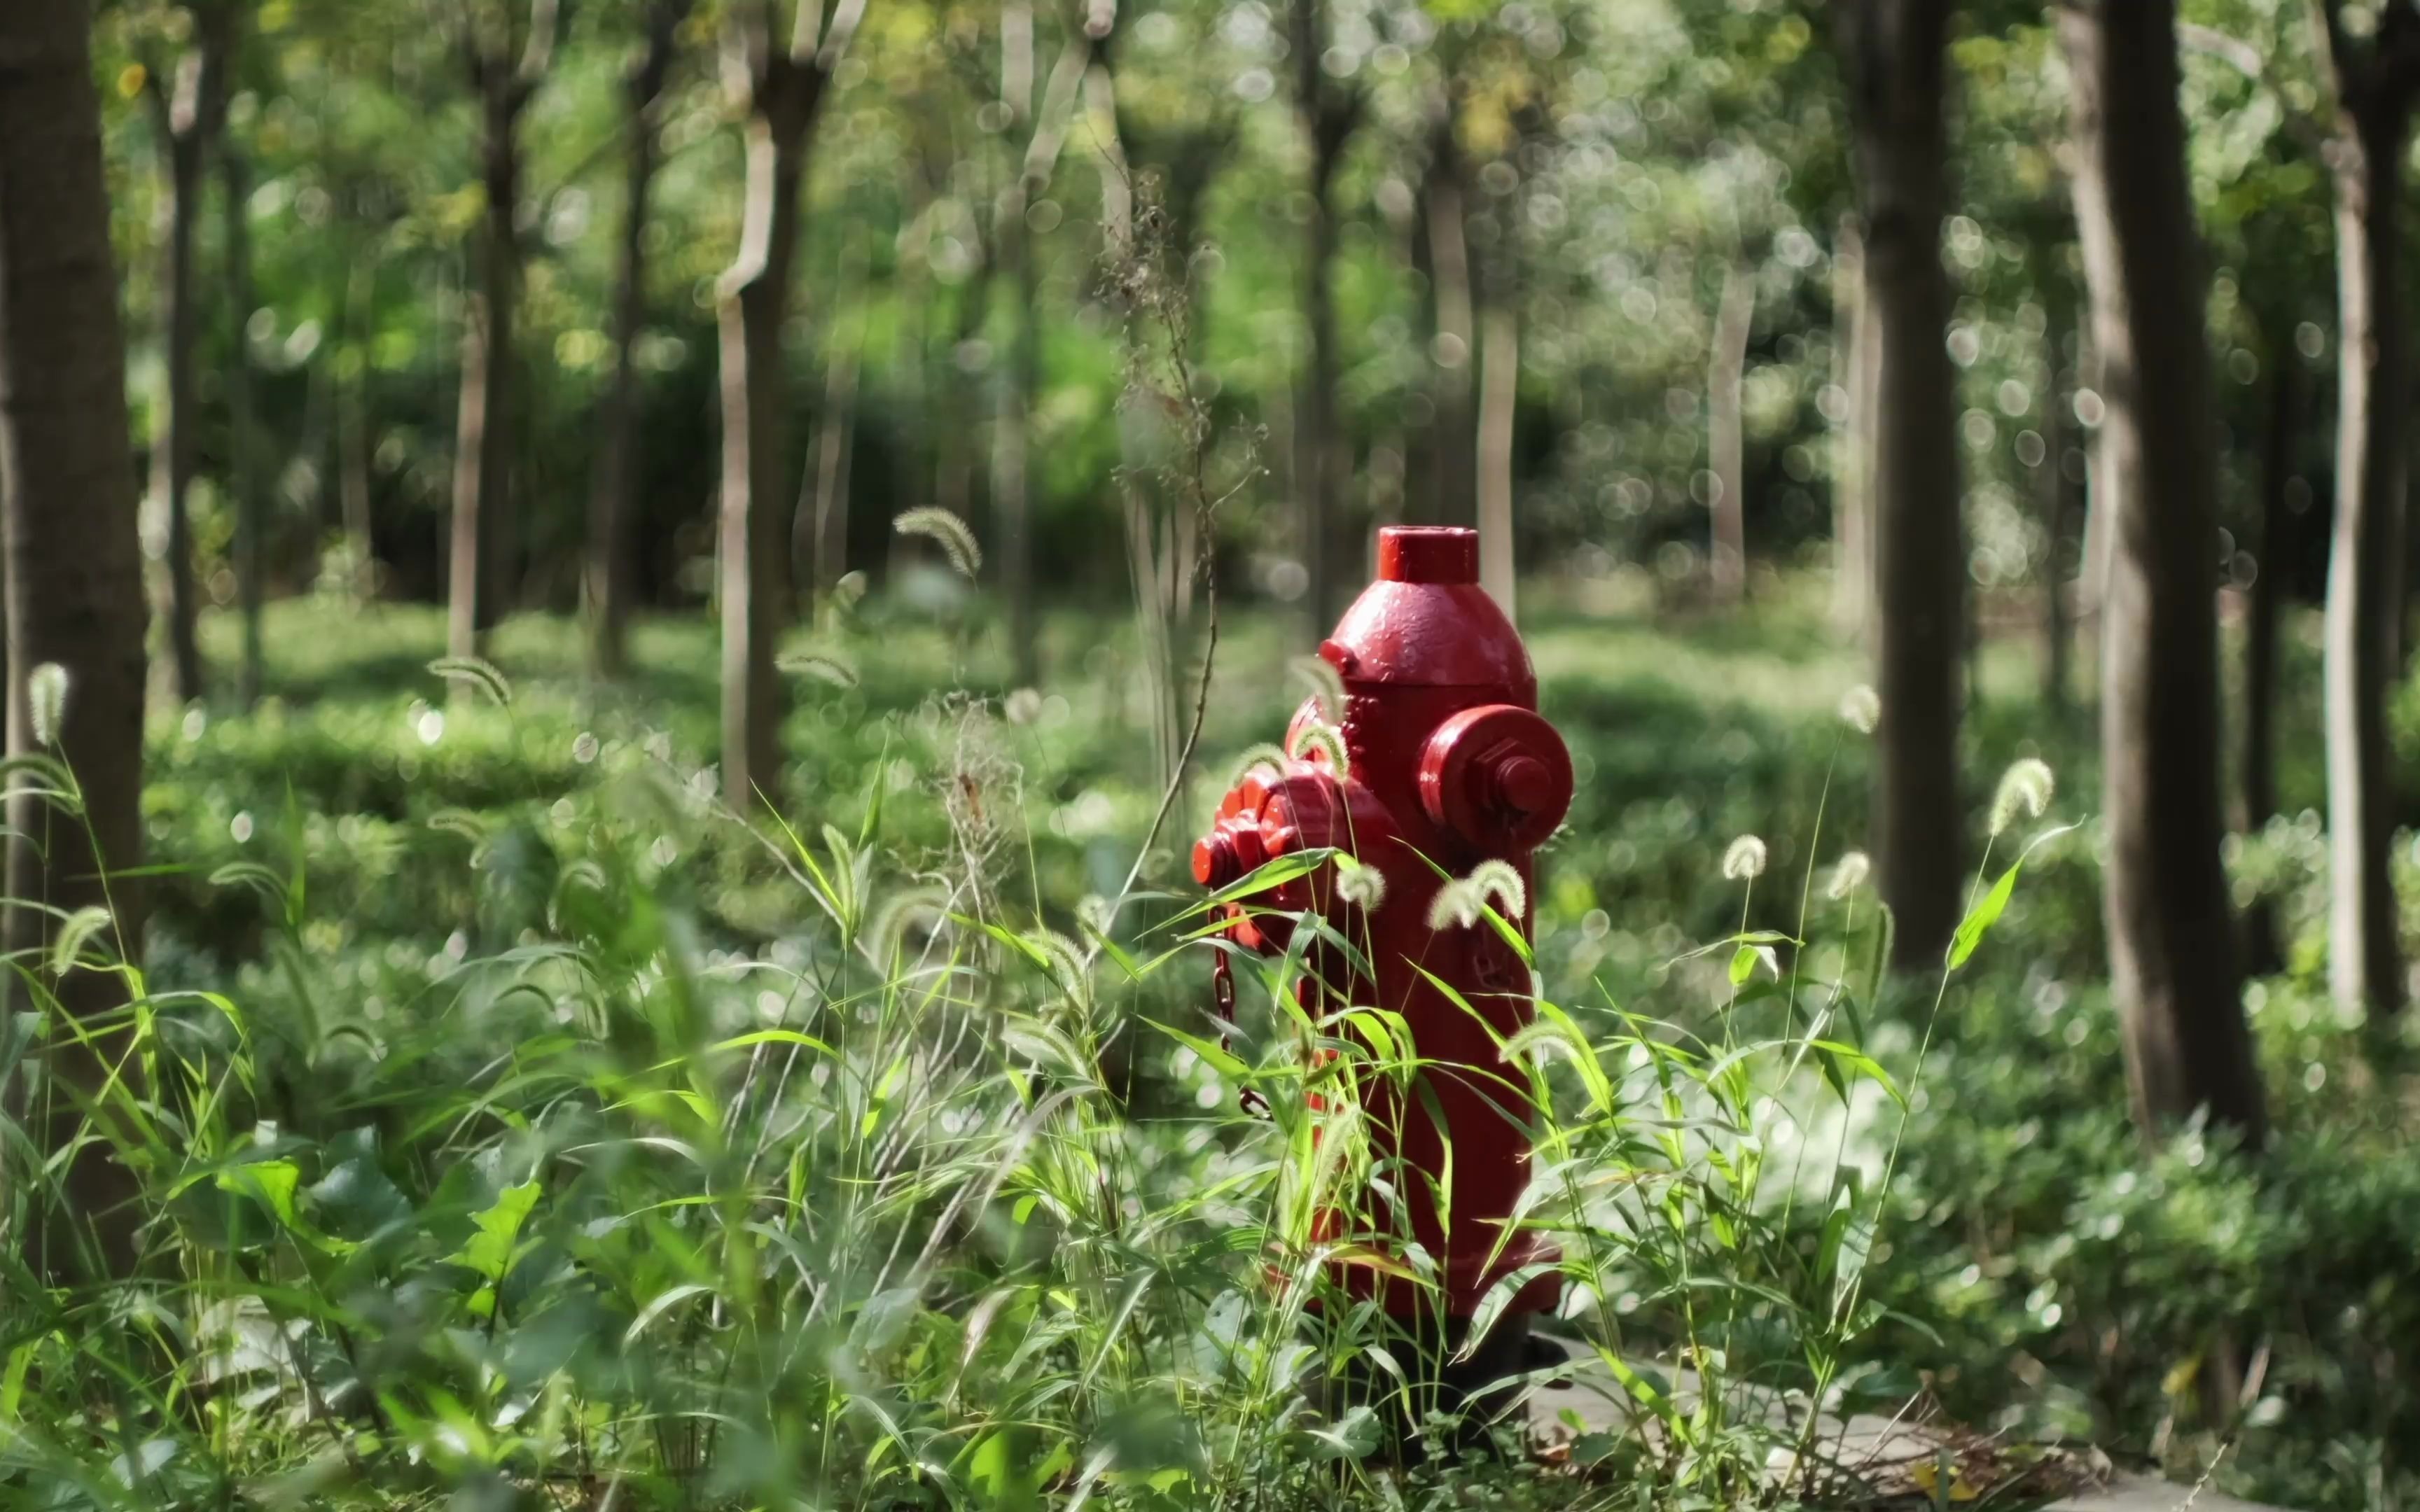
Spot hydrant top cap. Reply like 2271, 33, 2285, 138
1377, 526, 1477, 586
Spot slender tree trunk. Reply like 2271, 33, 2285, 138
1477, 298, 1520, 616
1291, 0, 1356, 632
935, 279, 985, 545
989, 23, 1092, 685
718, 97, 811, 807
0, 0, 155, 1281
2239, 332, 2299, 977
1707, 256, 1754, 605
993, 206, 1038, 682
225, 146, 266, 708
1839, 0, 1964, 967
2315, 19, 2415, 1015
2038, 285, 2075, 714
798, 234, 863, 605
1297, 167, 1342, 633
587, 2, 684, 680
1422, 111, 1477, 529
2060, 0, 2266, 1140
449, 77, 524, 664
804, 316, 859, 603
1832, 218, 1876, 634
145, 20, 228, 706
339, 264, 379, 602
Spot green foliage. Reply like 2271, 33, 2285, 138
21, 584, 2415, 1508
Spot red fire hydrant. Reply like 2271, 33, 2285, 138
1192, 526, 1573, 1366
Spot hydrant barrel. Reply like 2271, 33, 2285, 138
1196, 525, 1571, 1331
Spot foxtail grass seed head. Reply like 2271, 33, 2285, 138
1723, 833, 1769, 882
1335, 858, 1388, 913
1465, 859, 1527, 920
1287, 654, 1347, 720
429, 654, 513, 706
1826, 849, 1872, 901
1426, 879, 1481, 932
777, 650, 859, 688
1839, 684, 1880, 734
893, 507, 983, 577
27, 662, 67, 747
1989, 757, 2057, 836
1003, 687, 1043, 726
1229, 742, 1288, 786
833, 569, 869, 608
1288, 721, 1349, 776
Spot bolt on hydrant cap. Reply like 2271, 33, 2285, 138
1377, 526, 1479, 585
1493, 753, 1555, 816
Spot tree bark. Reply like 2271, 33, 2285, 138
0, 0, 155, 1280
225, 145, 266, 708
339, 263, 379, 603
803, 312, 859, 606
1837, 0, 1964, 967
992, 202, 1038, 682
1831, 217, 1875, 634
1707, 256, 1754, 606
2238, 328, 2299, 978
2059, 0, 2266, 1141
1420, 111, 1477, 531
2314, 0, 2419, 1016
2038, 281, 2075, 715
587, 0, 686, 680
714, 0, 863, 808
990, 16, 1093, 686
1476, 298, 1520, 617
719, 99, 810, 808
1291, 0, 1356, 633
143, 10, 230, 706
450, 66, 526, 664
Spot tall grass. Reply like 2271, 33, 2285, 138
0, 608, 2080, 1511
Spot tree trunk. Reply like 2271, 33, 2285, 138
2038, 286, 2075, 715
1838, 0, 1964, 967
1421, 111, 1477, 529
449, 76, 523, 664
993, 204, 1038, 683
1832, 216, 1876, 635
587, 4, 683, 680
1297, 158, 1342, 633
0, 0, 155, 1280
2059, 0, 2266, 1140
146, 21, 227, 706
339, 263, 379, 603
2318, 53, 2413, 1016
1707, 256, 1754, 605
718, 97, 810, 808
799, 238, 863, 606
1291, 0, 1356, 633
2239, 330, 2299, 978
1476, 298, 1520, 617
989, 22, 1091, 685
802, 321, 859, 606
225, 145, 266, 708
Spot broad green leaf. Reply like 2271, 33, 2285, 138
448, 1179, 541, 1284
1947, 864, 2019, 970
1143, 1018, 1251, 1080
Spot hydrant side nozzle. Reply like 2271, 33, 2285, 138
1419, 704, 1574, 849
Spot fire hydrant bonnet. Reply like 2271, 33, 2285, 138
1318, 526, 1537, 696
